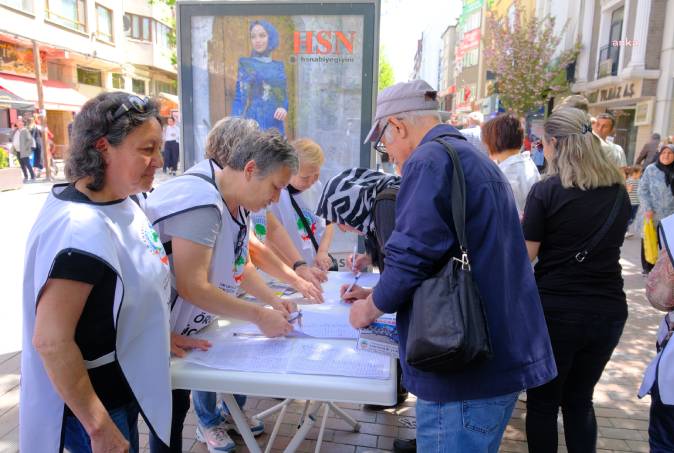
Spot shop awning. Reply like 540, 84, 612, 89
0, 87, 34, 109
0, 73, 88, 112
157, 92, 179, 117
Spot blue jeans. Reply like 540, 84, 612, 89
416, 392, 519, 453
192, 391, 246, 428
64, 401, 140, 453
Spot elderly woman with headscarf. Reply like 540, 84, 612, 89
639, 144, 674, 273
231, 19, 288, 134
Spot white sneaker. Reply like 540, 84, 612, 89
223, 415, 265, 438
196, 422, 236, 452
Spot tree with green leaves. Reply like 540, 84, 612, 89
483, 0, 580, 116
378, 50, 395, 92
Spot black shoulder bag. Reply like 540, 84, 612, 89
288, 191, 339, 271
405, 138, 493, 372
571, 185, 625, 263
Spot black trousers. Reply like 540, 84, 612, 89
19, 157, 35, 179
149, 389, 190, 453
649, 376, 674, 452
164, 141, 179, 172
525, 310, 626, 453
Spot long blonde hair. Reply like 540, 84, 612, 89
544, 107, 624, 189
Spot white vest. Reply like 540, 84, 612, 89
145, 159, 249, 336
20, 185, 172, 452
250, 208, 268, 243
639, 214, 674, 404
270, 184, 326, 264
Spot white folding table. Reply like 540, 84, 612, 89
170, 272, 396, 453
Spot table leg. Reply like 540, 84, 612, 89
314, 403, 331, 453
220, 393, 262, 453
327, 402, 360, 432
263, 400, 291, 453
283, 401, 323, 453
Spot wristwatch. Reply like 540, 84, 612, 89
292, 260, 307, 270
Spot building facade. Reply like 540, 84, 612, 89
438, 24, 457, 111
0, 0, 177, 156
572, 0, 674, 163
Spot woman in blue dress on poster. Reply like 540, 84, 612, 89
232, 20, 289, 135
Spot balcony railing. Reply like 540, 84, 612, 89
597, 44, 619, 78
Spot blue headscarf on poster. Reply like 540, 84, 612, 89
232, 19, 289, 135
249, 20, 280, 57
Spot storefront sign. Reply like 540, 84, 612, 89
635, 100, 654, 126
0, 42, 47, 77
584, 79, 642, 105
459, 29, 480, 53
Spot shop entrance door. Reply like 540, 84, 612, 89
609, 108, 637, 164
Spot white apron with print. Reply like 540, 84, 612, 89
250, 208, 268, 243
145, 159, 249, 336
639, 214, 674, 404
270, 184, 326, 264
20, 186, 172, 452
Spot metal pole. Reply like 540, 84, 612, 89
32, 40, 51, 181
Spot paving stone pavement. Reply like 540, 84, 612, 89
0, 234, 662, 452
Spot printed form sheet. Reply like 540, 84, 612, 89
183, 271, 389, 379
184, 332, 389, 379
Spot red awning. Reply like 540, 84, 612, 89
0, 73, 88, 112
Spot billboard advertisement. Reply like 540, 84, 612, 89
176, 1, 378, 252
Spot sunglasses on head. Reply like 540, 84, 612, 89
109, 95, 149, 123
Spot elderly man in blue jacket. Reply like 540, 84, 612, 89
350, 80, 557, 453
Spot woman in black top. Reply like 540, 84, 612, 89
522, 107, 630, 453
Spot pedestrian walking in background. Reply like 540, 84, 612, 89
593, 112, 627, 168
625, 166, 642, 237
482, 113, 540, 218
638, 144, 674, 273
522, 107, 631, 453
636, 133, 662, 168
163, 116, 180, 175
11, 117, 35, 182
27, 117, 43, 179
460, 111, 488, 154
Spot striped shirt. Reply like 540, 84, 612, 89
627, 177, 640, 205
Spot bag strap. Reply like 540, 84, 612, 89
433, 137, 470, 269
288, 190, 320, 252
573, 186, 625, 263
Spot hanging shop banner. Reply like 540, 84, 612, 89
176, 1, 378, 176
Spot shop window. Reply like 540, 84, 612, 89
95, 4, 113, 42
112, 73, 124, 89
125, 13, 152, 42
155, 80, 177, 95
45, 0, 86, 33
77, 66, 102, 87
2, 0, 34, 13
132, 78, 146, 95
